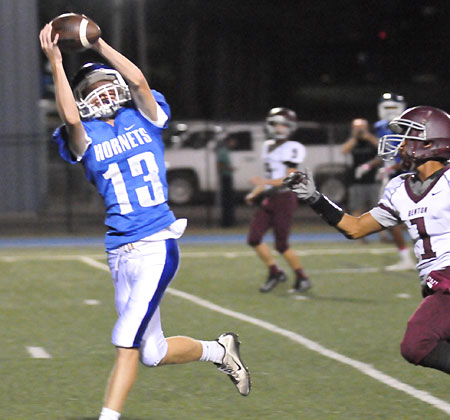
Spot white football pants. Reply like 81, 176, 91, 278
107, 238, 179, 365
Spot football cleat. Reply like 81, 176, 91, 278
289, 277, 312, 293
215, 332, 251, 396
259, 270, 287, 293
386, 260, 416, 271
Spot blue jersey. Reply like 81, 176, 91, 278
53, 90, 176, 251
374, 119, 391, 138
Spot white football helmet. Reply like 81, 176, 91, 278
265, 107, 298, 140
72, 63, 131, 119
377, 92, 406, 122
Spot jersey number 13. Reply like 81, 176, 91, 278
103, 151, 165, 214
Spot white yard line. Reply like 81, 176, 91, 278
0, 254, 107, 262
0, 246, 397, 262
308, 267, 381, 274
79, 256, 450, 416
0, 252, 387, 274
77, 255, 109, 270
181, 247, 398, 258
26, 346, 51, 359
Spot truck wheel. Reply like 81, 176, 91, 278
167, 173, 197, 205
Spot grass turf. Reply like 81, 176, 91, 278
0, 242, 448, 419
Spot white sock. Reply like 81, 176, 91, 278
199, 340, 225, 364
399, 248, 412, 261
99, 407, 120, 420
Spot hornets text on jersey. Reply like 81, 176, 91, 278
53, 90, 176, 251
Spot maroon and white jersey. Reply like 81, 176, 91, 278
370, 167, 450, 282
262, 140, 306, 184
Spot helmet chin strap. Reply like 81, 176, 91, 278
88, 101, 119, 119
275, 135, 288, 142
400, 155, 415, 172
408, 157, 447, 176
98, 107, 119, 119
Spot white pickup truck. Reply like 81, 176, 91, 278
163, 120, 351, 205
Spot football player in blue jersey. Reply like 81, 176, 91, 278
39, 24, 250, 420
352, 93, 414, 269
374, 93, 407, 141
375, 93, 415, 271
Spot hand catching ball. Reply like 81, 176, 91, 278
50, 13, 101, 52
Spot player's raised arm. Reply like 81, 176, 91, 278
91, 38, 164, 125
39, 24, 89, 158
283, 169, 384, 238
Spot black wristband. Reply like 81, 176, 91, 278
309, 193, 344, 226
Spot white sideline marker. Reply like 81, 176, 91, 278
396, 293, 412, 299
292, 295, 310, 301
79, 256, 450, 416
84, 299, 100, 305
26, 346, 51, 359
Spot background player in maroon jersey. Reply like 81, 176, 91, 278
246, 107, 310, 293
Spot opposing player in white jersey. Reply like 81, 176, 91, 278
284, 105, 450, 375
246, 107, 311, 293
39, 24, 250, 420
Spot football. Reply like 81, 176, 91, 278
50, 13, 101, 52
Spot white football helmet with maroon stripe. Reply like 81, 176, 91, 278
265, 107, 298, 140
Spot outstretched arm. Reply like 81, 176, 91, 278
91, 38, 163, 124
245, 185, 265, 205
337, 212, 384, 239
250, 167, 298, 188
283, 169, 384, 239
39, 23, 89, 159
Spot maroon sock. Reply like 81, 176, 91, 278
269, 264, 280, 276
295, 268, 307, 280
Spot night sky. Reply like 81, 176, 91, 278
39, 0, 450, 122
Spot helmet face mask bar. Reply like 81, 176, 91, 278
378, 118, 426, 161
266, 120, 292, 140
73, 63, 131, 119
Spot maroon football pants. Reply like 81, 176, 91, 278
401, 269, 450, 365
247, 191, 298, 253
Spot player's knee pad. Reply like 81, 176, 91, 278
139, 336, 168, 367
275, 239, 289, 254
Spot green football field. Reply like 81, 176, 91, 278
1, 241, 450, 420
